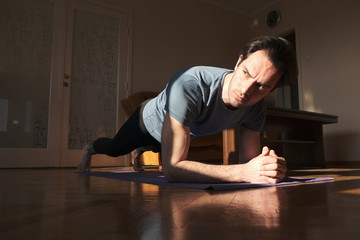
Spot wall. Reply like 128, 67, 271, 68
97, 0, 251, 92
90, 0, 360, 162
249, 0, 360, 162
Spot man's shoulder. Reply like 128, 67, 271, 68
179, 66, 232, 76
172, 66, 232, 87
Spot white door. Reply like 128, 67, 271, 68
0, 0, 58, 167
0, 0, 132, 168
59, 1, 132, 167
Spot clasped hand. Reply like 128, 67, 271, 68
244, 146, 287, 184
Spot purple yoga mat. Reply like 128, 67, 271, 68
79, 171, 334, 191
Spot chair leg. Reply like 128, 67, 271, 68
158, 152, 162, 172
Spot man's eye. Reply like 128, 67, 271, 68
256, 83, 266, 91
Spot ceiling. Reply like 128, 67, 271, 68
201, 0, 279, 17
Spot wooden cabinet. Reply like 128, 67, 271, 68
223, 107, 338, 168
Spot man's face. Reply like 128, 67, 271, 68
225, 50, 281, 109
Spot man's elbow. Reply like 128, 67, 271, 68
162, 162, 180, 182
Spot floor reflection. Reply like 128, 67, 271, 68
154, 187, 286, 239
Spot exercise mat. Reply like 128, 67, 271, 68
79, 171, 334, 191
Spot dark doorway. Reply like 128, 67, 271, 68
276, 31, 299, 109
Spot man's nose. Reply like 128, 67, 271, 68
241, 80, 255, 96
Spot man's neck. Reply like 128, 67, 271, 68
222, 72, 233, 106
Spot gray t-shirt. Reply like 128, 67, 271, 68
142, 66, 266, 142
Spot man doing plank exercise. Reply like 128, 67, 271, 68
78, 36, 298, 184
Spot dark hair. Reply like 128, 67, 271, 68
239, 36, 298, 89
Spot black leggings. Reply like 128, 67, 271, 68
92, 100, 161, 157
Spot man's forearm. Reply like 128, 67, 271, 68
163, 160, 245, 183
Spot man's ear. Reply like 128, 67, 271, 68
234, 55, 243, 70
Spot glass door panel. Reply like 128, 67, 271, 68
0, 0, 61, 168
0, 0, 53, 149
68, 9, 119, 150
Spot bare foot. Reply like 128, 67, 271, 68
131, 149, 144, 171
78, 143, 93, 172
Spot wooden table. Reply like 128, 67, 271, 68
223, 107, 338, 168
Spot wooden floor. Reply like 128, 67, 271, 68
1, 165, 360, 240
